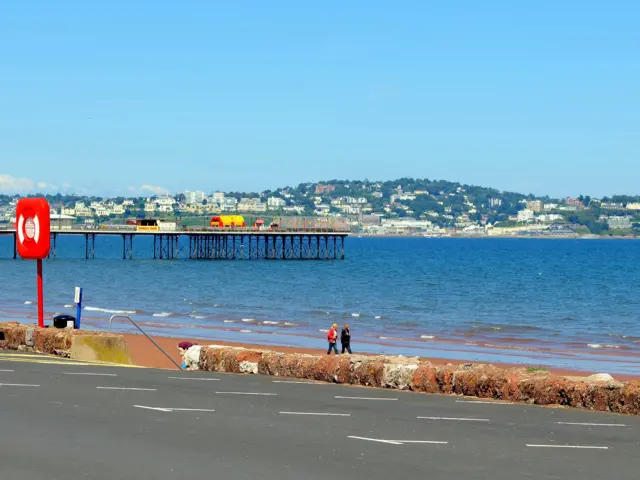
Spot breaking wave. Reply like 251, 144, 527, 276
84, 306, 137, 315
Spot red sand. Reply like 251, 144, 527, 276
121, 332, 640, 382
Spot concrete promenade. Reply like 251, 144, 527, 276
1, 351, 639, 479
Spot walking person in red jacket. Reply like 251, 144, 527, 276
327, 323, 339, 355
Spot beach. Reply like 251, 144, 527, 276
120, 331, 640, 382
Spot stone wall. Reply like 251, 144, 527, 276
196, 345, 640, 416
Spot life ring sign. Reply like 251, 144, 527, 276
16, 198, 51, 259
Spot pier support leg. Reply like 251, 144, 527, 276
341, 236, 345, 260
13, 232, 17, 259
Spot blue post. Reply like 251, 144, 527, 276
75, 287, 83, 329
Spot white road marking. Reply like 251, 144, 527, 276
526, 444, 608, 450
273, 380, 324, 384
348, 436, 403, 445
215, 391, 277, 396
0, 383, 39, 387
134, 405, 215, 413
63, 372, 117, 377
168, 377, 219, 381
168, 408, 216, 412
280, 412, 351, 416
556, 422, 626, 427
0, 369, 14, 372
348, 436, 447, 445
134, 405, 171, 412
97, 387, 157, 391
418, 416, 490, 422
455, 400, 512, 405
389, 440, 448, 444
335, 396, 397, 401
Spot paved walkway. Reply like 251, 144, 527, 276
1, 354, 639, 479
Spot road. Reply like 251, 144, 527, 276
1, 351, 639, 479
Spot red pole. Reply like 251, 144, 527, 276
37, 259, 44, 328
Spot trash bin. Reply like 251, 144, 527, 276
53, 314, 76, 329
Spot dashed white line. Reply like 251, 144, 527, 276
335, 396, 397, 401
134, 405, 171, 412
348, 436, 447, 445
63, 372, 117, 377
97, 387, 157, 391
348, 436, 403, 445
0, 369, 14, 372
556, 422, 626, 427
418, 416, 490, 422
168, 377, 220, 381
280, 412, 351, 417
169, 408, 216, 412
134, 405, 216, 412
390, 440, 448, 444
0, 383, 39, 387
215, 391, 277, 396
526, 444, 609, 450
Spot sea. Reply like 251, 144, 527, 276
1, 235, 639, 375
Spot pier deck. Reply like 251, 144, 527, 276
0, 229, 348, 260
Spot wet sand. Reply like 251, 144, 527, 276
120, 332, 640, 382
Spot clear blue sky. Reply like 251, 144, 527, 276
1, 1, 638, 198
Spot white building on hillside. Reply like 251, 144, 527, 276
517, 209, 535, 222
267, 197, 286, 209
184, 191, 205, 205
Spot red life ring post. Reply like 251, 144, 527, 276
16, 198, 51, 328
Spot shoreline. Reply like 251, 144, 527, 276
355, 233, 638, 240
5, 306, 640, 376
120, 332, 640, 383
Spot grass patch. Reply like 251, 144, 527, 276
526, 366, 549, 373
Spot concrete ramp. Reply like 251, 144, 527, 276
70, 335, 134, 365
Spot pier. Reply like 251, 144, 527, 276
0, 229, 347, 260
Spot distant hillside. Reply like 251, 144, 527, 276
2, 177, 640, 234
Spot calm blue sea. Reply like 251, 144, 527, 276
1, 236, 639, 374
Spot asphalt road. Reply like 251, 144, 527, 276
1, 351, 639, 480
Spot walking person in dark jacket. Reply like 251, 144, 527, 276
341, 323, 352, 354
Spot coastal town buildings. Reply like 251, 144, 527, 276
526, 200, 543, 213
184, 191, 205, 205
267, 197, 286, 209
2, 178, 640, 237
607, 216, 632, 229
517, 209, 535, 222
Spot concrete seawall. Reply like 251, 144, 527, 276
194, 344, 640, 416
0, 322, 132, 365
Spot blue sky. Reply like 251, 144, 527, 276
1, 1, 638, 198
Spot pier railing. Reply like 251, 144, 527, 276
1, 228, 347, 260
